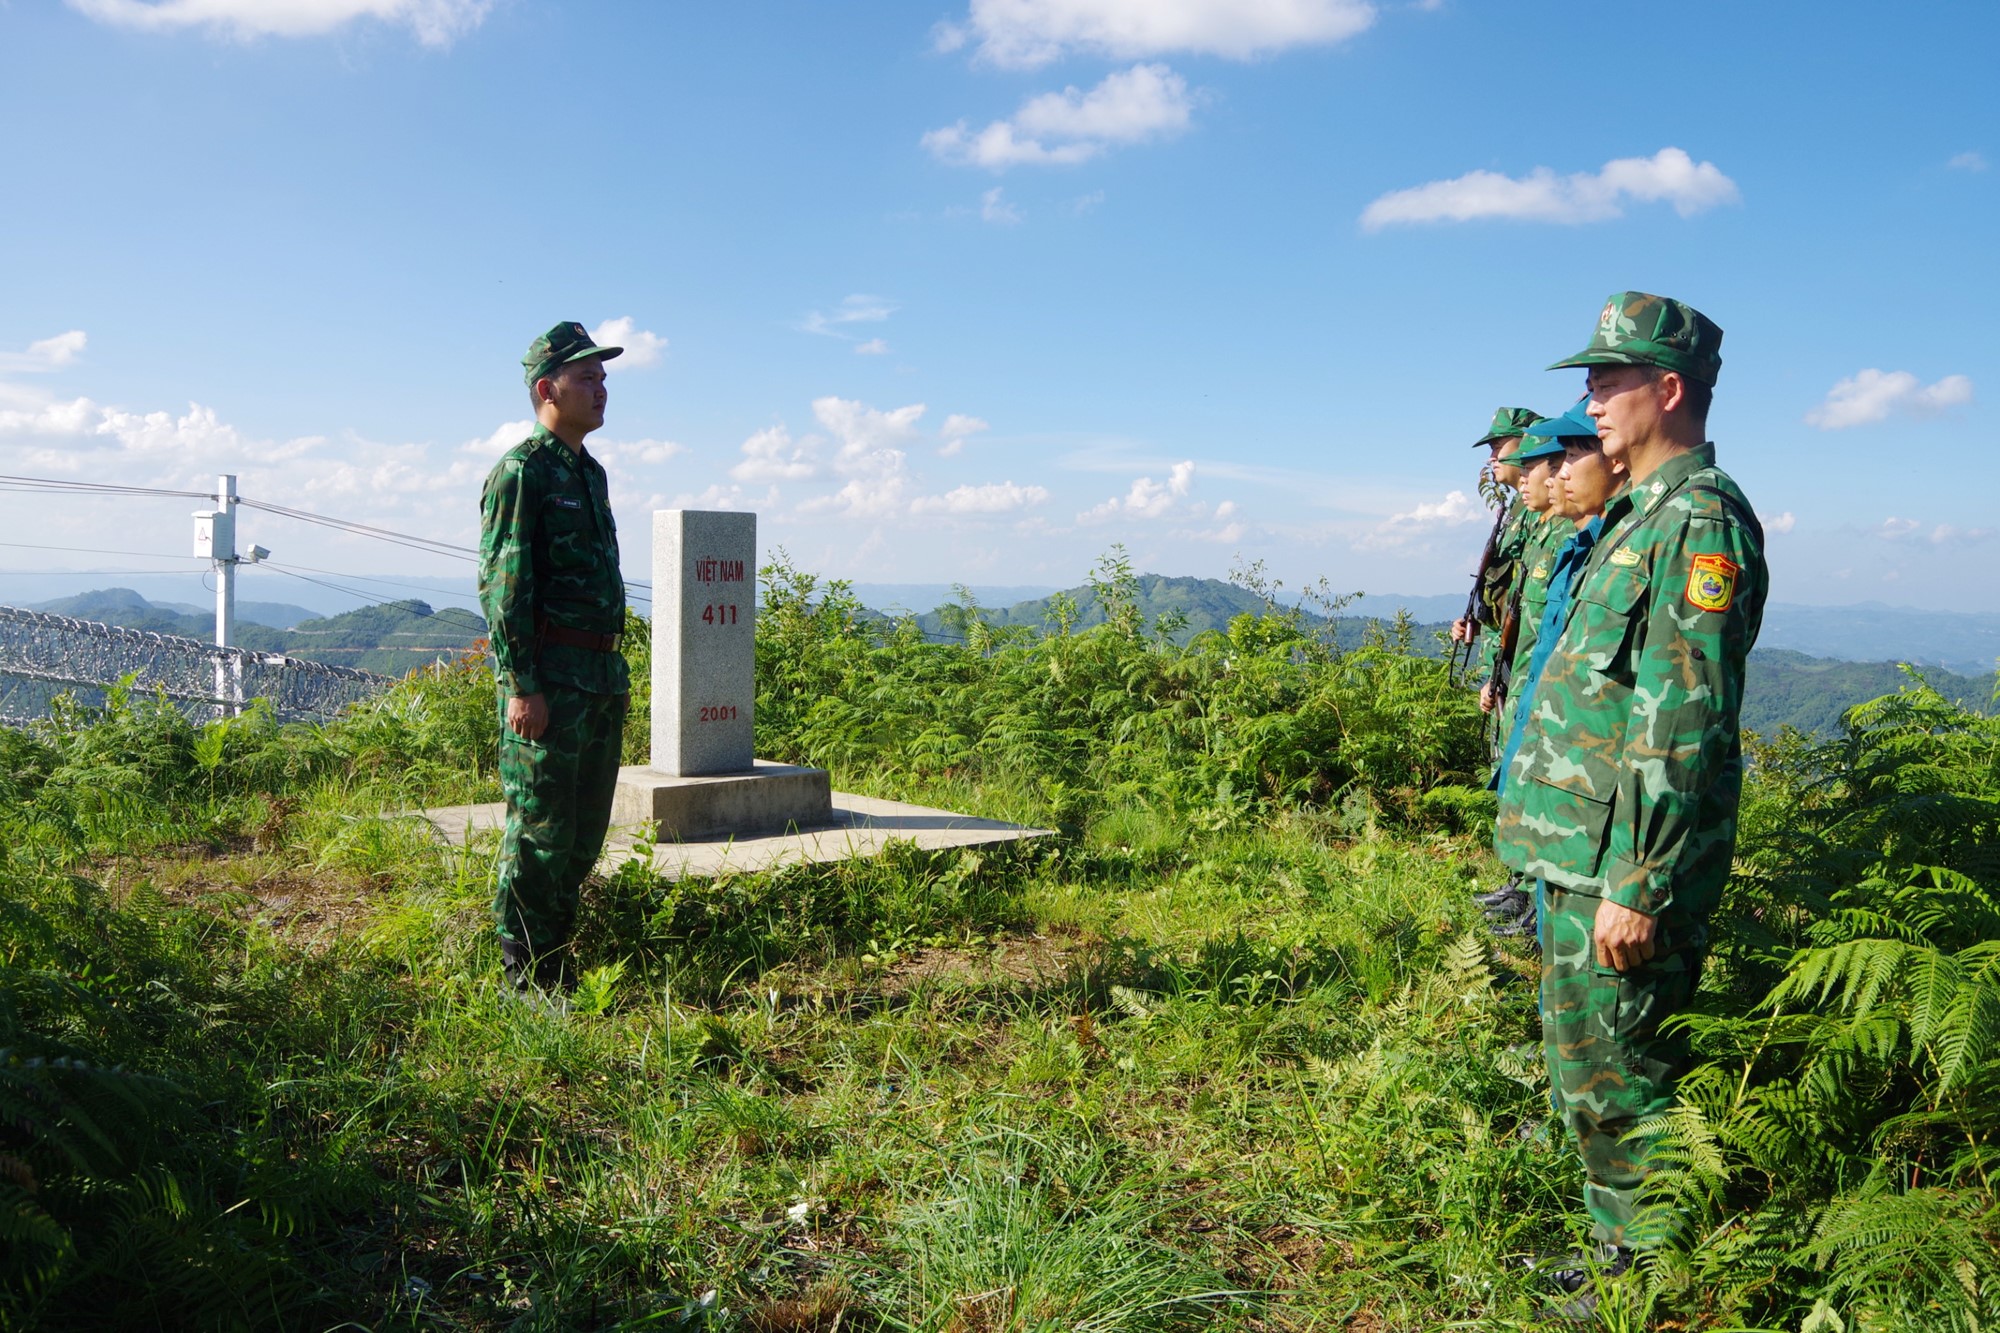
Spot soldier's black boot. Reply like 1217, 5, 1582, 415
502, 939, 571, 1016
1532, 1244, 1633, 1322
1473, 873, 1525, 909
1483, 887, 1532, 924
502, 938, 535, 992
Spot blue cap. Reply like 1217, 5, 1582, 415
1524, 398, 1599, 443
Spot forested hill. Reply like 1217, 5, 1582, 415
1744, 649, 1993, 737
26, 581, 1996, 735
26, 588, 485, 676
907, 575, 1996, 737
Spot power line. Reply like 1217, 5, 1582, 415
0, 539, 206, 562
0, 474, 216, 500
259, 560, 483, 609
1, 470, 655, 596
236, 497, 481, 563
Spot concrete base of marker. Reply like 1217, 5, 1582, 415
610, 760, 832, 840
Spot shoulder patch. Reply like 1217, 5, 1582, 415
1609, 547, 1641, 567
1685, 553, 1738, 612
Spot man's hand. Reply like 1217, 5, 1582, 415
1478, 682, 1499, 713
1450, 617, 1478, 644
1594, 898, 1658, 972
506, 692, 549, 741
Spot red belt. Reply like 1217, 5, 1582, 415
540, 623, 620, 653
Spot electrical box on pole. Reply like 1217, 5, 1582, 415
191, 509, 234, 560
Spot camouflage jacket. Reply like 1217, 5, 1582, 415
1487, 510, 1573, 696
478, 425, 629, 697
1472, 500, 1530, 675
1494, 444, 1766, 918
1491, 514, 1592, 783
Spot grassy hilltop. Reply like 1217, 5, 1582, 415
3, 554, 1997, 1330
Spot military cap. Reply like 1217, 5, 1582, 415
1523, 399, 1601, 442
1473, 406, 1547, 448
522, 321, 623, 387
1512, 434, 1567, 465
1549, 291, 1723, 386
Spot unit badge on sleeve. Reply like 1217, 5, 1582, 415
1685, 553, 1739, 612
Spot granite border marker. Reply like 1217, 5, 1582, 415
615, 510, 832, 836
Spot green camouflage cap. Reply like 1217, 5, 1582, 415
522, 320, 623, 387
1474, 406, 1546, 449
1548, 292, 1723, 386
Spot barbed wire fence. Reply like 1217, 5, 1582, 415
0, 604, 391, 728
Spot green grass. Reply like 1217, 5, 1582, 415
4, 559, 1998, 1330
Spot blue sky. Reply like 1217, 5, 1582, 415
1, 0, 1994, 615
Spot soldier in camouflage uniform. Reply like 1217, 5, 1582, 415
1495, 293, 1766, 1313
1484, 411, 1629, 945
1497, 402, 1614, 745
479, 321, 630, 1004
1476, 424, 1578, 940
1450, 408, 1546, 926
1451, 407, 1547, 718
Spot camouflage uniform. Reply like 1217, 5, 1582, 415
1487, 509, 1572, 736
1495, 294, 1766, 1248
479, 324, 628, 959
1468, 406, 1547, 681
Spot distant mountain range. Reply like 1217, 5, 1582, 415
887, 576, 1996, 737
15, 581, 1996, 736
27, 588, 485, 676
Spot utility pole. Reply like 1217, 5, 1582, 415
192, 474, 267, 716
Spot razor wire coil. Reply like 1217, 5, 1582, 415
0, 603, 391, 725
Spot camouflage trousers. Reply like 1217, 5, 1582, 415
1538, 883, 1709, 1248
494, 684, 626, 954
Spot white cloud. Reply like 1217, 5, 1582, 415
1080, 459, 1195, 521
0, 331, 88, 374
592, 317, 668, 368
730, 424, 820, 483
939, 413, 990, 457
0, 394, 305, 463
1357, 489, 1483, 549
923, 63, 1194, 170
1947, 150, 1988, 172
1071, 189, 1107, 215
67, 0, 492, 46
854, 338, 890, 356
1878, 516, 1923, 540
1360, 147, 1740, 230
814, 396, 925, 469
794, 397, 927, 518
1876, 516, 1993, 547
1766, 511, 1796, 535
595, 437, 685, 467
460, 419, 536, 458
981, 187, 1023, 224
1805, 369, 1974, 429
911, 481, 1050, 514
940, 0, 1376, 67
798, 294, 897, 339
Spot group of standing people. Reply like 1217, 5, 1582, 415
1451, 291, 1769, 1317
470, 299, 1770, 1316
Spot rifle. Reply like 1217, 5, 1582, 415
1482, 590, 1523, 746
1451, 496, 1511, 684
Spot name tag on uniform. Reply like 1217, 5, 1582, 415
551, 495, 584, 510
1609, 548, 1641, 567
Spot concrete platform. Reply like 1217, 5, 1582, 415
610, 760, 832, 839
420, 789, 1053, 881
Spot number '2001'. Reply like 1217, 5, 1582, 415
698, 705, 739, 723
